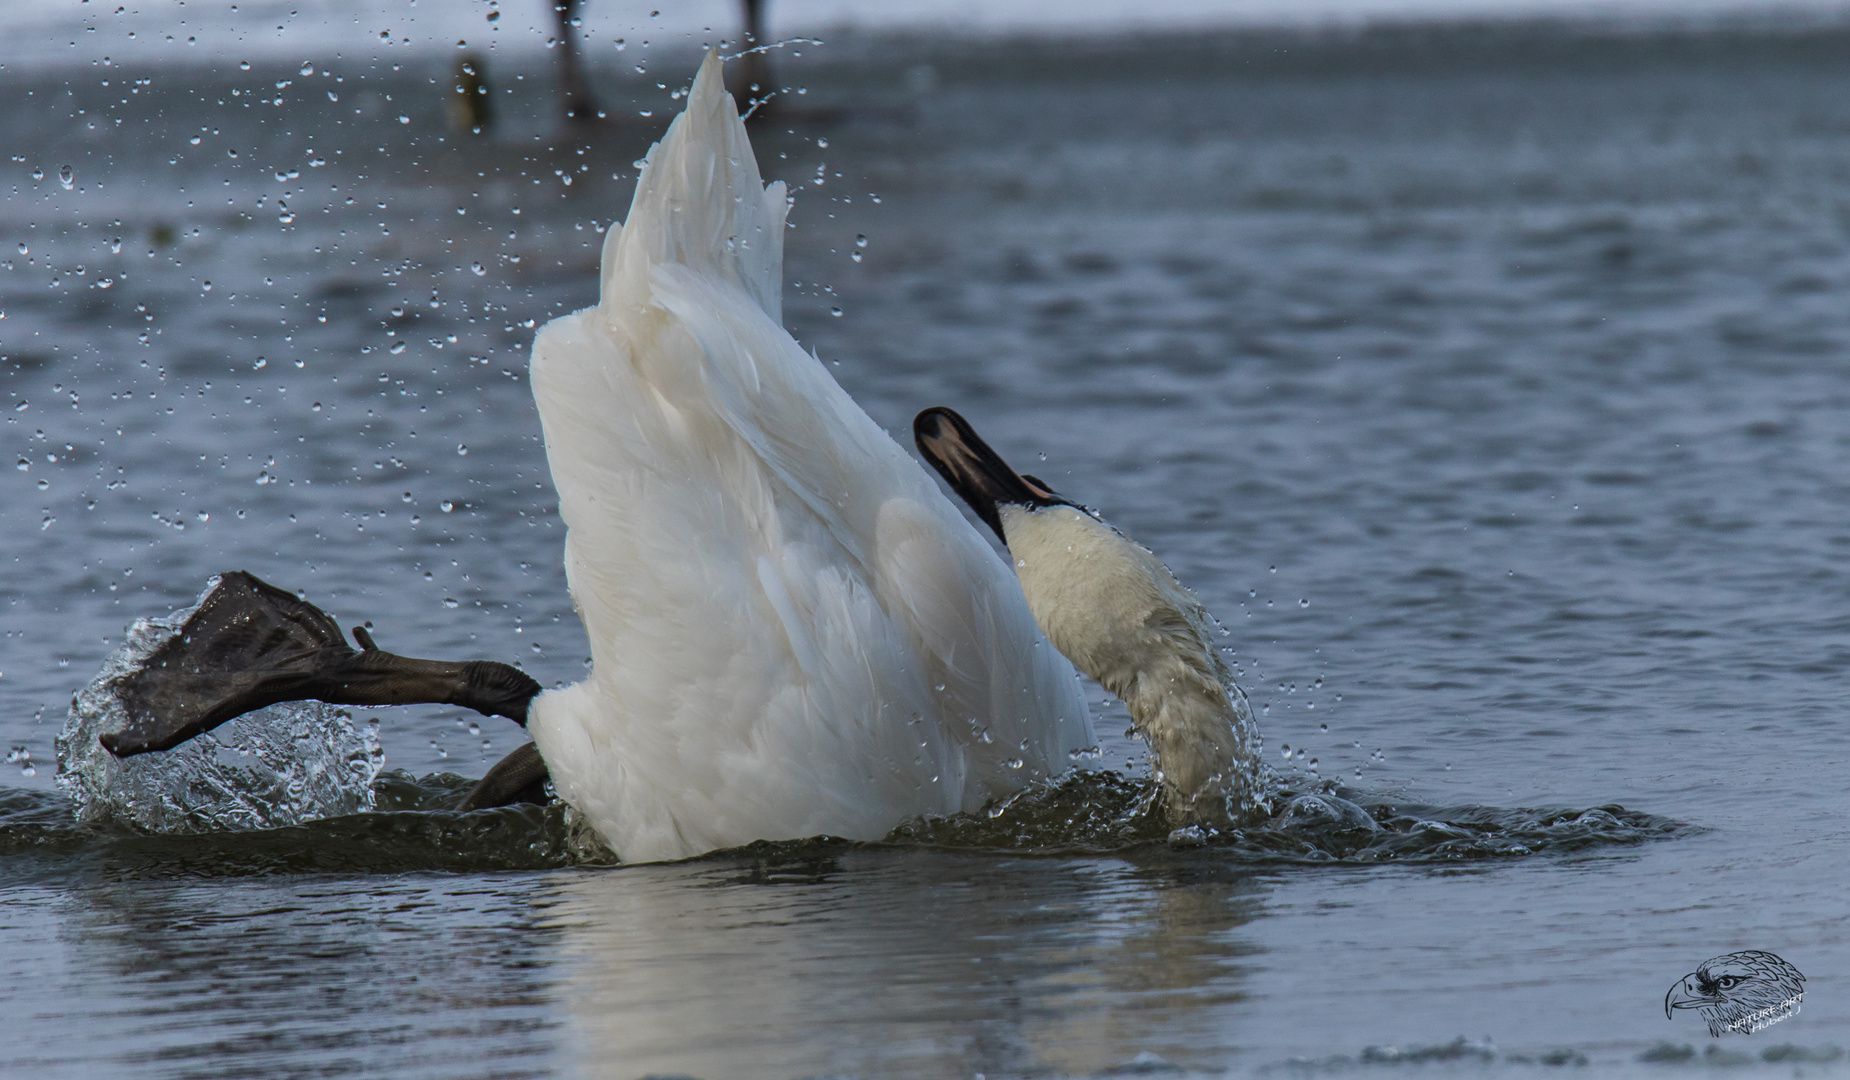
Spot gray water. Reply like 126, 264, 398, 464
4, 17, 1850, 1077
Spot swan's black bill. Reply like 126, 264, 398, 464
100, 570, 542, 758
913, 407, 1067, 542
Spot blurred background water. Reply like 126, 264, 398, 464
5, 0, 1850, 1076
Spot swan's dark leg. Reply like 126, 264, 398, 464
100, 571, 541, 757
451, 53, 493, 133
459, 742, 552, 810
551, 0, 599, 122
731, 0, 775, 123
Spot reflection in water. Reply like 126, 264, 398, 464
43, 872, 565, 1079
538, 849, 1264, 1078
17, 845, 1264, 1078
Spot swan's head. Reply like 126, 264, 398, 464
914, 406, 1073, 541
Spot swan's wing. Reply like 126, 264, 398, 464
648, 259, 1093, 784
526, 52, 1089, 862
530, 305, 952, 859
870, 497, 1094, 797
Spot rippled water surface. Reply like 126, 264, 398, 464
5, 18, 1850, 1078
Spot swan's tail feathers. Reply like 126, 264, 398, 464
98, 571, 541, 757
602, 48, 788, 323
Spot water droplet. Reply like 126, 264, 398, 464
855, 234, 868, 248
299, 61, 314, 76
1299, 598, 1309, 608
443, 597, 459, 609
440, 500, 454, 512
388, 341, 407, 355
29, 167, 42, 181
239, 60, 251, 70
486, 9, 500, 21
470, 262, 486, 276
830, 306, 842, 317
15, 243, 25, 255
58, 165, 73, 190
398, 115, 411, 125
456, 445, 468, 456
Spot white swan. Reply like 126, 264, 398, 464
914, 408, 1265, 829
97, 51, 1263, 857
520, 52, 1093, 862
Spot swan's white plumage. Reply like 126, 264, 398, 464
526, 52, 1092, 862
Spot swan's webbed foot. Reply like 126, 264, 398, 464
458, 742, 552, 811
100, 570, 541, 757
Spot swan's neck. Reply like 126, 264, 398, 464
999, 504, 1263, 827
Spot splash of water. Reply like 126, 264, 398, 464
54, 577, 385, 832
0, 760, 1679, 876
888, 770, 1683, 861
